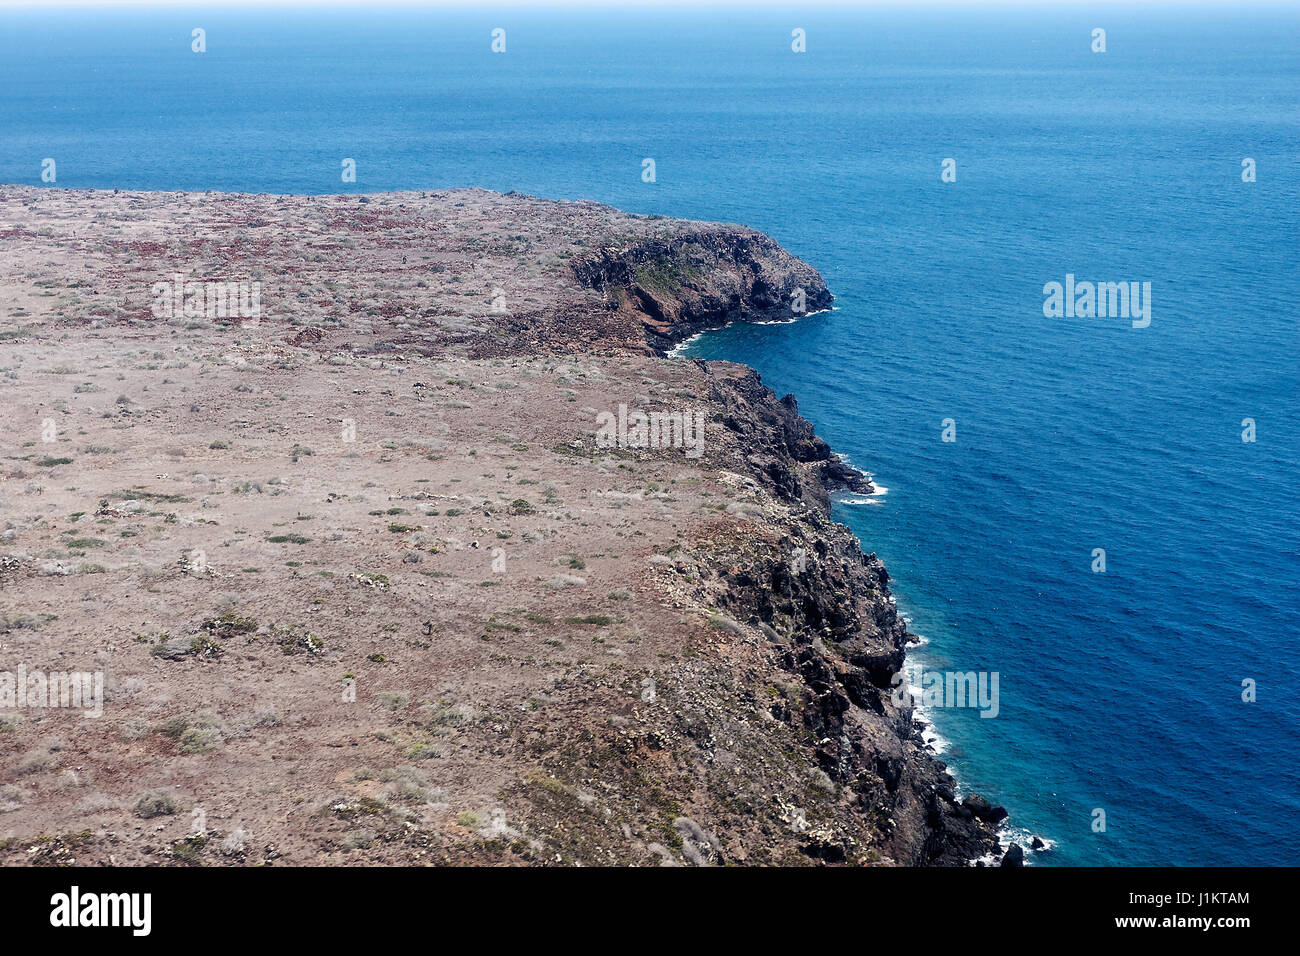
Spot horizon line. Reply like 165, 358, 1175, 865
1, 0, 1292, 8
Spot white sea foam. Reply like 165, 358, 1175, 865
834, 473, 887, 506
901, 663, 951, 757
666, 330, 705, 358
975, 824, 1055, 867
836, 494, 883, 506
828, 454, 888, 505
919, 721, 950, 756
665, 306, 833, 357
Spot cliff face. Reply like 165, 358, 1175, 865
571, 230, 834, 354
0, 186, 1002, 866
678, 364, 1000, 864
700, 360, 870, 508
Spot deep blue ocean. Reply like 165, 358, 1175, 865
2, 3, 1296, 866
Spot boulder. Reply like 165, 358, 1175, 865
962, 793, 1009, 824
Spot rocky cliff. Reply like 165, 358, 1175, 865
676, 363, 1002, 864
571, 229, 834, 354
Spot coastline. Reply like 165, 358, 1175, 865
659, 311, 1019, 865
0, 185, 1008, 865
558, 207, 1021, 863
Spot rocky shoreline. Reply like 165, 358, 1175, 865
671, 361, 1008, 864
0, 186, 1008, 865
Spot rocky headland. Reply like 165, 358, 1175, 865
0, 186, 1005, 865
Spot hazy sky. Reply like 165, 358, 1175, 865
0, 0, 1273, 8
